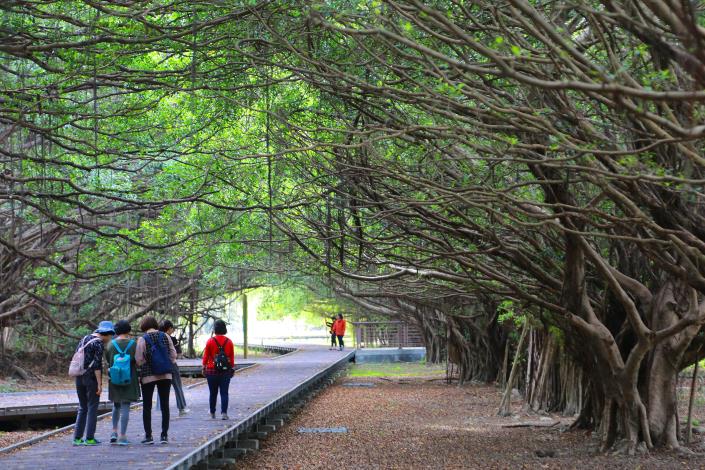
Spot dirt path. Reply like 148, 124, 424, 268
240, 375, 705, 469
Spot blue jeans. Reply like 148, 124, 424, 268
206, 374, 231, 414
112, 401, 131, 436
74, 375, 99, 440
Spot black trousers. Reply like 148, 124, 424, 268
330, 333, 337, 347
337, 335, 344, 348
141, 379, 171, 438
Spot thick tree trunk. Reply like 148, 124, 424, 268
644, 282, 701, 449
573, 281, 703, 454
646, 351, 681, 449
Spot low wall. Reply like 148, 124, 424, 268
354, 347, 426, 364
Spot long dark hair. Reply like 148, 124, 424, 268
159, 319, 174, 332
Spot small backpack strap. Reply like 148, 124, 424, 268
80, 336, 100, 351
214, 336, 228, 352
112, 339, 124, 355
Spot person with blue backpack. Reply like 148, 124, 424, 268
135, 315, 177, 445
104, 320, 139, 446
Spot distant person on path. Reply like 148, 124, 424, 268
326, 315, 337, 350
333, 314, 346, 351
159, 319, 189, 417
105, 320, 139, 446
69, 320, 115, 446
202, 319, 235, 420
135, 315, 177, 445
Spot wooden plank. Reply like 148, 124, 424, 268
0, 346, 353, 470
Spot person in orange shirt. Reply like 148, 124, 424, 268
333, 313, 346, 351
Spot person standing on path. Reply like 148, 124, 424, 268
333, 314, 346, 351
105, 320, 140, 446
135, 316, 177, 445
158, 319, 190, 417
201, 319, 235, 420
326, 315, 337, 350
71, 320, 115, 446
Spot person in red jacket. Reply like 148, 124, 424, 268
201, 319, 235, 420
333, 313, 346, 351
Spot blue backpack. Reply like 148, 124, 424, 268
109, 339, 135, 386
144, 332, 172, 375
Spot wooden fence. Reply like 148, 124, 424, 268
351, 321, 424, 349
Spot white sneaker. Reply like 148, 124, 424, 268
179, 408, 190, 417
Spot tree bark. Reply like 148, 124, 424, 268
499, 323, 529, 416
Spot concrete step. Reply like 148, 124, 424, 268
224, 447, 250, 458
224, 439, 240, 449
208, 457, 238, 468
243, 431, 268, 439
235, 438, 259, 450
258, 424, 276, 433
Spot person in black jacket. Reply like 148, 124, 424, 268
325, 316, 337, 350
72, 320, 115, 446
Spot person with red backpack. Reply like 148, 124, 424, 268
201, 319, 235, 420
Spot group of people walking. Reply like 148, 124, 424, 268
327, 313, 346, 351
69, 316, 235, 446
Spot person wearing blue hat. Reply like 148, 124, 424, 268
71, 320, 115, 446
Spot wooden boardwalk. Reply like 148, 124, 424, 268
0, 362, 255, 420
0, 346, 353, 469
0, 360, 258, 411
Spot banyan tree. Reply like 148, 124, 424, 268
2, 0, 705, 455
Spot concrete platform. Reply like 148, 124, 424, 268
354, 347, 426, 363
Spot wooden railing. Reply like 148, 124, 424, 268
351, 321, 424, 349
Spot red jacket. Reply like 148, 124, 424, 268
333, 319, 346, 336
202, 335, 235, 375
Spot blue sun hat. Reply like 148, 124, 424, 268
95, 320, 115, 335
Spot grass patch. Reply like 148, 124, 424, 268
349, 362, 445, 378
0, 383, 19, 393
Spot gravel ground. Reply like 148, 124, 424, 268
0, 431, 44, 450
239, 373, 705, 470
